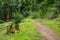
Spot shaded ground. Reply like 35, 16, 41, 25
31, 20, 60, 40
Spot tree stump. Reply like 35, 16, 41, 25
7, 25, 15, 34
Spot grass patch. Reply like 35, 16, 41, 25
36, 18, 60, 36
0, 19, 43, 40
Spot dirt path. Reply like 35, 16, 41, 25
31, 20, 60, 40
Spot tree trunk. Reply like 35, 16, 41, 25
6, 8, 14, 33
14, 23, 20, 32
7, 8, 12, 21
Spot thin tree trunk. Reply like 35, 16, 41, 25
15, 23, 20, 32
7, 8, 12, 21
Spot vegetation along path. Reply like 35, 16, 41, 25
31, 20, 60, 40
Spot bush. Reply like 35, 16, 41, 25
30, 12, 40, 19
12, 12, 24, 23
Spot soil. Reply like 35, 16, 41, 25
31, 20, 60, 40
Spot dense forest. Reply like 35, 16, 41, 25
0, 0, 60, 40
0, 0, 60, 21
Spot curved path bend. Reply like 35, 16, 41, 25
31, 20, 60, 40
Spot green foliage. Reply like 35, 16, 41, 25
0, 19, 43, 40
12, 12, 24, 23
0, 0, 60, 20
0, 20, 4, 23
30, 12, 40, 19
54, 17, 60, 22
30, 0, 60, 20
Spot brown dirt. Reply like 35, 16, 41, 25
31, 20, 60, 40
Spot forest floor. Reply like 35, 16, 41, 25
31, 20, 60, 40
0, 19, 43, 40
0, 18, 60, 40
